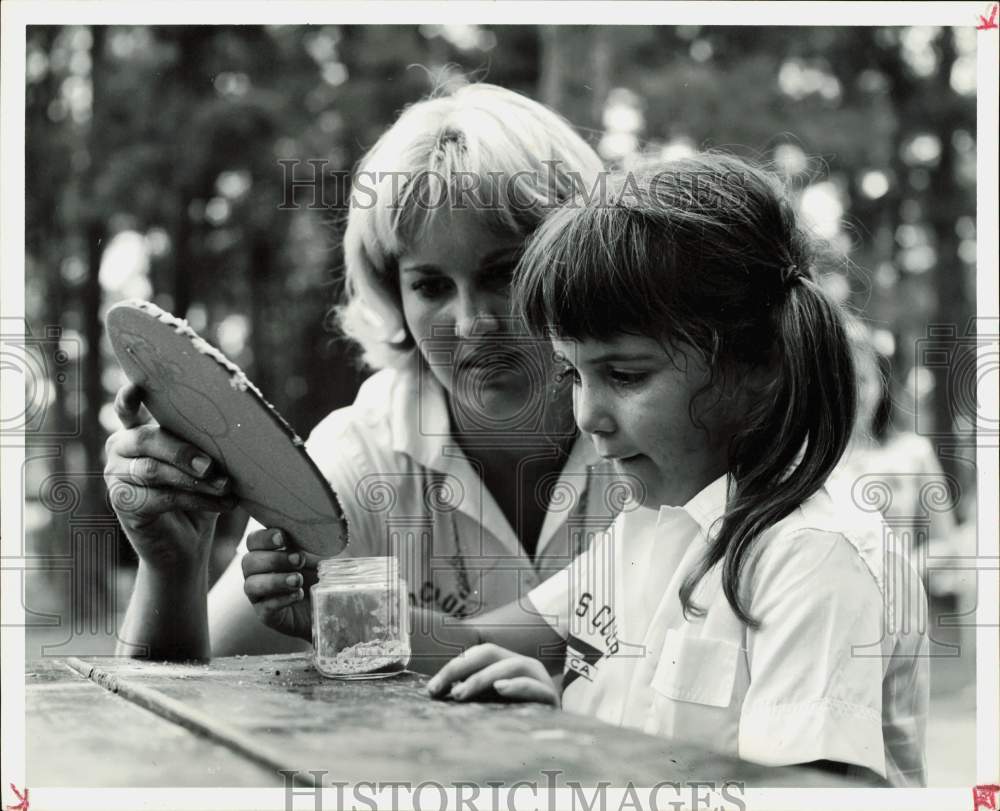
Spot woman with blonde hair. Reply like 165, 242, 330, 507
105, 82, 616, 658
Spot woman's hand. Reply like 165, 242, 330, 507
103, 383, 237, 574
241, 527, 320, 642
425, 643, 560, 706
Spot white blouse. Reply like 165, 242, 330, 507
528, 476, 928, 786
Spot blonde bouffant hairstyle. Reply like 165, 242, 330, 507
337, 82, 604, 370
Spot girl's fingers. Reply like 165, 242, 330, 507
109, 423, 218, 481
108, 481, 237, 517
493, 676, 560, 706
444, 655, 549, 702
426, 643, 506, 696
253, 589, 305, 624
243, 571, 305, 604
241, 549, 306, 579
427, 643, 540, 697
106, 456, 231, 497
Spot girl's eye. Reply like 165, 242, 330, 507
608, 370, 649, 388
411, 278, 452, 299
557, 364, 581, 386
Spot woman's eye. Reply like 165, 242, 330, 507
608, 370, 648, 388
485, 263, 516, 290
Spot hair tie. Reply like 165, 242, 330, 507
436, 128, 466, 151
781, 263, 802, 290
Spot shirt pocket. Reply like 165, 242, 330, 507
651, 629, 741, 708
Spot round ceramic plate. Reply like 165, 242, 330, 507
106, 299, 348, 557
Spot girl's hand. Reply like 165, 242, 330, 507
425, 643, 560, 706
241, 528, 320, 642
103, 383, 237, 574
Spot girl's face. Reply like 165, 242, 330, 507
398, 207, 553, 432
552, 334, 735, 508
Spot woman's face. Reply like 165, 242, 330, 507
398, 207, 555, 434
552, 333, 735, 508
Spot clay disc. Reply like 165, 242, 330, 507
106, 300, 347, 557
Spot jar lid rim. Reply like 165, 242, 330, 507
317, 555, 399, 577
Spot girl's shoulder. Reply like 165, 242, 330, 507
750, 485, 888, 599
792, 482, 887, 540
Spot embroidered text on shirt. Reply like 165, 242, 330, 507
575, 592, 621, 655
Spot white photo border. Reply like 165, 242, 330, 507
2, 3, 997, 810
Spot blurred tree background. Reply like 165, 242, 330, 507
23, 24, 978, 617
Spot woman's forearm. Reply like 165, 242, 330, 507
408, 601, 566, 676
408, 608, 483, 675
116, 560, 211, 660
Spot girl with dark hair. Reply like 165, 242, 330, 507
419, 155, 928, 785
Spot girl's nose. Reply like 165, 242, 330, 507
574, 382, 616, 437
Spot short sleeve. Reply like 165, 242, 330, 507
526, 560, 572, 637
738, 529, 888, 778
303, 410, 392, 558
527, 531, 615, 639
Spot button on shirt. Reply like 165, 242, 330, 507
528, 476, 929, 786
219, 354, 622, 623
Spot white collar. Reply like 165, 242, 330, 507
385, 352, 604, 555
388, 352, 451, 474
656, 474, 730, 536
388, 352, 601, 472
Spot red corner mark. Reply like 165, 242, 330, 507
977, 3, 998, 30
4, 784, 28, 811
974, 784, 1000, 811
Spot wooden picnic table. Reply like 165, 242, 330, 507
26, 653, 875, 788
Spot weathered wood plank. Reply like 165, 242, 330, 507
26, 659, 283, 786
41, 654, 873, 788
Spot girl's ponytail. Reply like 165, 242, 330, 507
677, 271, 856, 627
773, 273, 857, 505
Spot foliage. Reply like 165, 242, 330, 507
24, 24, 978, 598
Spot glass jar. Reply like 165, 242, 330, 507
311, 556, 410, 679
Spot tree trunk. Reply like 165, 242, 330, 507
78, 25, 112, 620
172, 196, 192, 317
248, 230, 273, 400
926, 29, 971, 488
539, 27, 566, 112
589, 28, 613, 133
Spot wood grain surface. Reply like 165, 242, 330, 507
27, 653, 873, 789
26, 658, 280, 786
